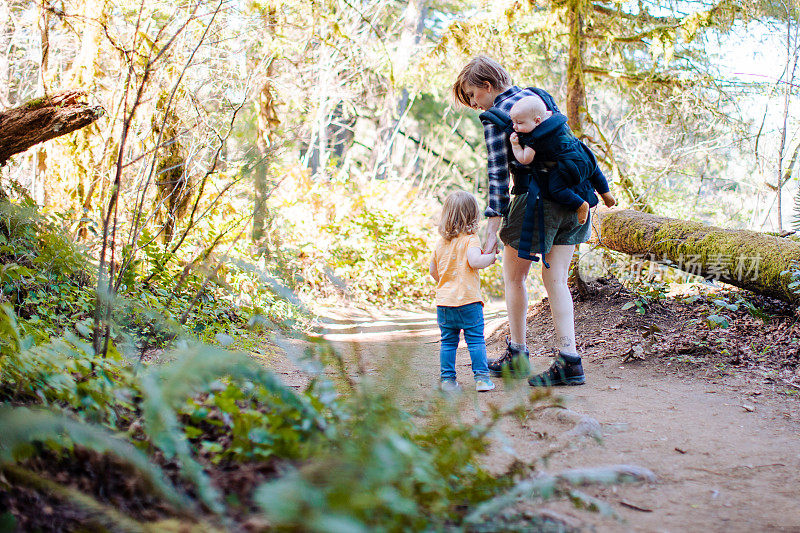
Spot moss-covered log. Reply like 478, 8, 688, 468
0, 90, 104, 165
593, 209, 800, 303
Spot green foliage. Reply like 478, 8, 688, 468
622, 279, 668, 314
139, 347, 326, 513
793, 184, 800, 233
704, 294, 770, 329
781, 260, 800, 297
321, 208, 430, 303
0, 201, 94, 339
272, 175, 437, 306
0, 288, 327, 516
254, 387, 515, 531
181, 379, 322, 463
253, 377, 654, 532
0, 304, 136, 425
705, 313, 731, 329
0, 200, 88, 279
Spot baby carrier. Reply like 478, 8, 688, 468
479, 88, 598, 266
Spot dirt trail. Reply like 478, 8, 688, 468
277, 289, 800, 532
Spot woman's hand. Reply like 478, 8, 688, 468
483, 217, 501, 254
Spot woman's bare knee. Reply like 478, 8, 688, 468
503, 247, 532, 282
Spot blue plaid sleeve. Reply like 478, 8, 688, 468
482, 122, 510, 217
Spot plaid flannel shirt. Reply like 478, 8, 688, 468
482, 86, 539, 218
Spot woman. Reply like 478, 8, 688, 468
451, 55, 591, 386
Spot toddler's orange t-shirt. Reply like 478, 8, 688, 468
433, 233, 483, 307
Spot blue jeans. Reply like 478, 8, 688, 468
437, 302, 490, 381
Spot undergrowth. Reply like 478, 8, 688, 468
0, 199, 651, 530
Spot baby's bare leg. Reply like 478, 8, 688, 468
601, 192, 616, 207
577, 201, 590, 225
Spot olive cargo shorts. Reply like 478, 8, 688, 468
498, 193, 591, 254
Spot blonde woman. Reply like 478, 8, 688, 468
429, 190, 497, 392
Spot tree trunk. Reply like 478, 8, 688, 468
0, 90, 104, 166
565, 0, 586, 136
153, 93, 188, 247
252, 7, 280, 242
593, 209, 800, 303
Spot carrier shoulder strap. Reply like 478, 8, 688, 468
516, 179, 550, 268
526, 87, 561, 115
478, 107, 514, 134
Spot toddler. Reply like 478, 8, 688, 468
429, 190, 497, 392
509, 95, 616, 225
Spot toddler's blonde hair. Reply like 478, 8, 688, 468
438, 190, 479, 240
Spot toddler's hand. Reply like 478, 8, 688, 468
509, 132, 520, 145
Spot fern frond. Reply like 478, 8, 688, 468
0, 405, 192, 513
139, 346, 325, 514
793, 183, 800, 232
0, 315, 134, 424
0, 303, 26, 355
140, 371, 224, 514
145, 346, 322, 426
463, 464, 656, 524
567, 489, 617, 517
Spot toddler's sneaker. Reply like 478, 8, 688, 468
475, 378, 495, 392
440, 379, 461, 393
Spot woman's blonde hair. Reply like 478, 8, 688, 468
438, 190, 479, 240
452, 55, 512, 107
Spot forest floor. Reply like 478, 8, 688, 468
276, 277, 800, 532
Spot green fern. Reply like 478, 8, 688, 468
0, 305, 135, 425
0, 303, 26, 356
463, 464, 657, 525
143, 346, 323, 423
0, 296, 329, 516
253, 374, 516, 531
0, 405, 192, 513
139, 346, 326, 514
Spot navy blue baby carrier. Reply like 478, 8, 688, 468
479, 88, 593, 267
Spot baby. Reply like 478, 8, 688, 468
509, 95, 616, 224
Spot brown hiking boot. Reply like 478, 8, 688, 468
488, 338, 530, 378
527, 351, 585, 386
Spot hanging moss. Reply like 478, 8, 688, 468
594, 209, 800, 303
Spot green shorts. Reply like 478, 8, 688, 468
498, 193, 591, 254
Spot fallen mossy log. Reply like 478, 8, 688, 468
0, 89, 104, 165
592, 208, 800, 303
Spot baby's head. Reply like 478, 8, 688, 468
438, 190, 479, 240
510, 96, 552, 133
